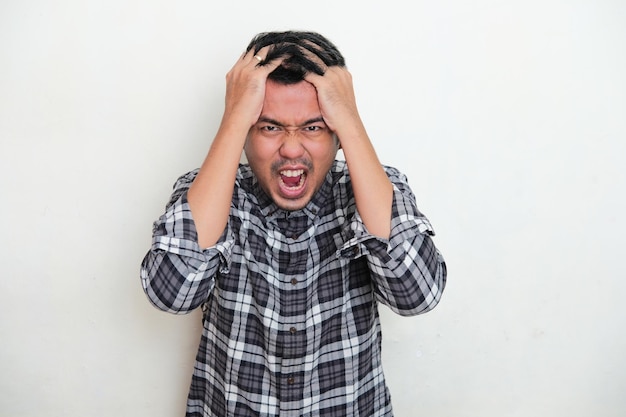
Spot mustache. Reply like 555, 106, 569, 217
271, 158, 313, 172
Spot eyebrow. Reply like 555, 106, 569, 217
257, 116, 326, 127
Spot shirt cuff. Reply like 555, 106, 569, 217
336, 185, 435, 260
151, 191, 234, 270
336, 210, 386, 259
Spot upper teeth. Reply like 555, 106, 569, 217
281, 169, 304, 177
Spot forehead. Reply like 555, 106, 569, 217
261, 80, 321, 124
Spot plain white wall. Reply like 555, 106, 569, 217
1, 0, 625, 416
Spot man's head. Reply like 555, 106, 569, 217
245, 31, 346, 84
243, 31, 344, 211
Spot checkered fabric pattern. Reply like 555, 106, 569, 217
141, 161, 447, 417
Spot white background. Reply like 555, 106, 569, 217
1, 1, 625, 416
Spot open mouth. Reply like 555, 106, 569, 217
279, 169, 306, 192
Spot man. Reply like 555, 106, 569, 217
141, 31, 447, 417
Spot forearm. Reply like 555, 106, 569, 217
187, 121, 249, 249
301, 67, 393, 238
337, 123, 393, 239
188, 47, 283, 249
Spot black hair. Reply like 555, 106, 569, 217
245, 31, 346, 84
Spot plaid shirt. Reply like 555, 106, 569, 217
141, 161, 446, 417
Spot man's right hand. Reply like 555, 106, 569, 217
222, 47, 284, 130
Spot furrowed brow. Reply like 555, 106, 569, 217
257, 117, 285, 126
302, 117, 326, 125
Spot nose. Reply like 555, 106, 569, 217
278, 131, 305, 159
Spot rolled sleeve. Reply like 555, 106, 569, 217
337, 166, 447, 316
140, 172, 234, 314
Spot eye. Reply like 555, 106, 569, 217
301, 124, 327, 136
258, 125, 283, 135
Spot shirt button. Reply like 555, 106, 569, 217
287, 377, 295, 385
289, 327, 297, 334
291, 278, 298, 285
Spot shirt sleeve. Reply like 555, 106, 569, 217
140, 170, 234, 314
337, 166, 447, 316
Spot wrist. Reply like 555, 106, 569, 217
216, 115, 253, 143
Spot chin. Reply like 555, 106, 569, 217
273, 195, 310, 212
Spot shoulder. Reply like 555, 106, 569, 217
233, 164, 264, 210
327, 161, 412, 191
382, 164, 409, 183
235, 164, 255, 188
328, 160, 355, 192
172, 168, 199, 190
329, 159, 349, 179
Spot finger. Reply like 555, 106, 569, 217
238, 47, 265, 65
251, 46, 287, 75
242, 45, 274, 66
240, 48, 260, 64
303, 68, 334, 92
303, 69, 324, 85
298, 47, 329, 75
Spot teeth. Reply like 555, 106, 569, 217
280, 169, 304, 177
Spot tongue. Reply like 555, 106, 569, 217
281, 174, 301, 187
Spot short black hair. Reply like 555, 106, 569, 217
245, 31, 346, 84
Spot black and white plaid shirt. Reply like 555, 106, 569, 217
141, 160, 447, 417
